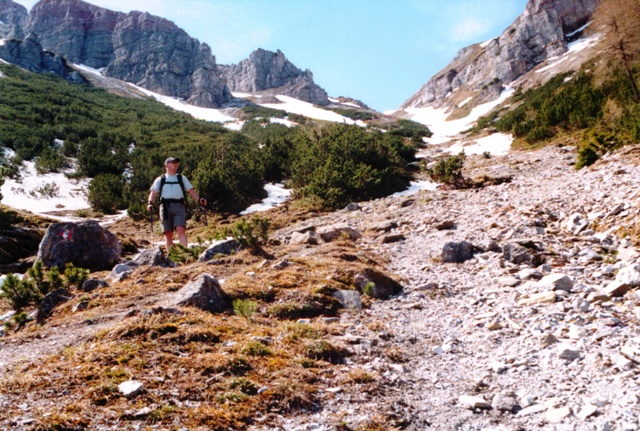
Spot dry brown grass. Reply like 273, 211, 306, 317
0, 208, 401, 429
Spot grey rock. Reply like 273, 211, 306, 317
0, 34, 87, 83
133, 246, 171, 267
354, 269, 403, 300
459, 395, 491, 410
37, 288, 73, 321
36, 220, 121, 272
198, 239, 240, 262
166, 273, 227, 312
108, 263, 134, 281
442, 241, 477, 263
333, 290, 362, 310
118, 380, 144, 398
317, 224, 361, 242
367, 220, 398, 232
615, 264, 640, 287
80, 278, 108, 292
379, 233, 405, 244
537, 273, 574, 292
502, 242, 535, 265
0, 0, 27, 38
492, 392, 518, 412
434, 220, 455, 230
289, 231, 318, 245
564, 212, 589, 235
558, 344, 581, 361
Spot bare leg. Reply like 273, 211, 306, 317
176, 226, 188, 247
164, 231, 174, 251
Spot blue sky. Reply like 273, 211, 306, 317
14, 0, 529, 111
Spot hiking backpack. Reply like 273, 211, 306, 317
160, 174, 187, 202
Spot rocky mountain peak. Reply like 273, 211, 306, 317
17, 0, 231, 107
219, 48, 329, 106
0, 0, 27, 39
401, 0, 598, 111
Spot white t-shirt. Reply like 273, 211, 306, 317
150, 174, 194, 200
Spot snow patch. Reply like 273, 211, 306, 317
408, 87, 514, 145
458, 97, 473, 108
260, 95, 358, 124
566, 22, 590, 38
480, 38, 495, 48
537, 33, 601, 74
0, 38, 6, 46
391, 180, 438, 198
1, 161, 91, 216
446, 133, 513, 156
132, 85, 236, 123
240, 183, 291, 215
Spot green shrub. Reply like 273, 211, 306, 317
576, 145, 599, 169
423, 152, 467, 188
228, 216, 271, 251
0, 274, 38, 311
168, 244, 205, 265
233, 299, 258, 319
64, 263, 89, 289
28, 260, 52, 297
388, 118, 433, 139
241, 341, 273, 357
229, 377, 259, 395
34, 147, 68, 174
290, 124, 414, 209
87, 174, 125, 214
1, 261, 93, 312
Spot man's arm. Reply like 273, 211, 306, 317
187, 188, 207, 206
147, 190, 158, 211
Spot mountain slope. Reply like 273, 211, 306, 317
402, 0, 598, 112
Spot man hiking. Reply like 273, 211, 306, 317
147, 157, 207, 251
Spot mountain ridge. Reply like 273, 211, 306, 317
401, 0, 599, 112
0, 0, 333, 109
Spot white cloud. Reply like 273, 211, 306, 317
451, 17, 492, 42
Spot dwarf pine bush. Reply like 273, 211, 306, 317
423, 152, 467, 188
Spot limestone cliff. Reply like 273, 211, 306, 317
0, 0, 27, 39
23, 0, 231, 108
219, 49, 329, 106
401, 0, 599, 110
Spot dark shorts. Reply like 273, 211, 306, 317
159, 202, 187, 233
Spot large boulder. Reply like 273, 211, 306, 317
36, 220, 121, 271
442, 241, 478, 263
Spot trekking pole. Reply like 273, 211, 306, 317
200, 204, 208, 227
149, 206, 154, 237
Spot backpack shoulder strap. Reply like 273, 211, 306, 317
177, 174, 187, 198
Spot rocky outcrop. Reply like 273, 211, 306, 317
0, 33, 86, 82
0, 0, 27, 39
23, 0, 231, 107
219, 49, 329, 106
401, 0, 598, 110
36, 220, 121, 271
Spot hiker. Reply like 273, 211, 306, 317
147, 157, 207, 250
